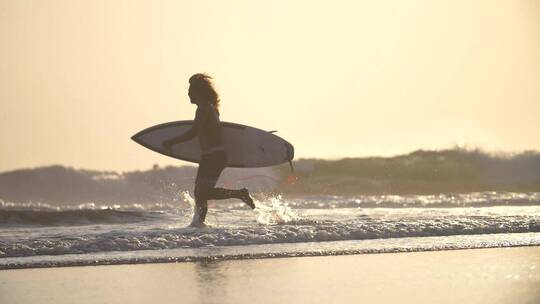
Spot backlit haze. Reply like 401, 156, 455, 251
1, 0, 539, 172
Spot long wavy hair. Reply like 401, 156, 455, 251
189, 73, 220, 112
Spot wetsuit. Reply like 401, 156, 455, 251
192, 103, 248, 223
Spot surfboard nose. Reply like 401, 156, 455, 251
130, 131, 143, 144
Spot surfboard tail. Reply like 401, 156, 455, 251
285, 142, 294, 161
285, 142, 295, 172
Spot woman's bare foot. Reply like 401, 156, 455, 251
188, 220, 208, 228
189, 210, 208, 228
239, 188, 255, 209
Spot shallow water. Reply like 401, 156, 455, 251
1, 192, 539, 269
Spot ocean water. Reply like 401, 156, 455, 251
1, 192, 540, 269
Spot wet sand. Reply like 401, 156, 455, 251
1, 246, 539, 304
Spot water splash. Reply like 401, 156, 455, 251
178, 191, 195, 218
255, 195, 300, 225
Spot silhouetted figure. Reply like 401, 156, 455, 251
163, 74, 255, 227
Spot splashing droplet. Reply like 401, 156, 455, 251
255, 195, 299, 225
180, 191, 195, 217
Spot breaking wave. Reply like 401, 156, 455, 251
1, 191, 539, 225
1, 212, 539, 258
0, 209, 169, 227
1, 193, 539, 258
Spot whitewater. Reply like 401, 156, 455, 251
1, 192, 540, 269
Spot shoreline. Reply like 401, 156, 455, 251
1, 246, 539, 304
2, 232, 540, 270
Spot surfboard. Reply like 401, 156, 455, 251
131, 121, 294, 168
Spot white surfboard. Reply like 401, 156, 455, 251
131, 121, 294, 168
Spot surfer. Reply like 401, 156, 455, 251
163, 73, 255, 227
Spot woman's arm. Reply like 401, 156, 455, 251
163, 106, 206, 151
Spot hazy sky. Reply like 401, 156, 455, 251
1, 0, 539, 172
